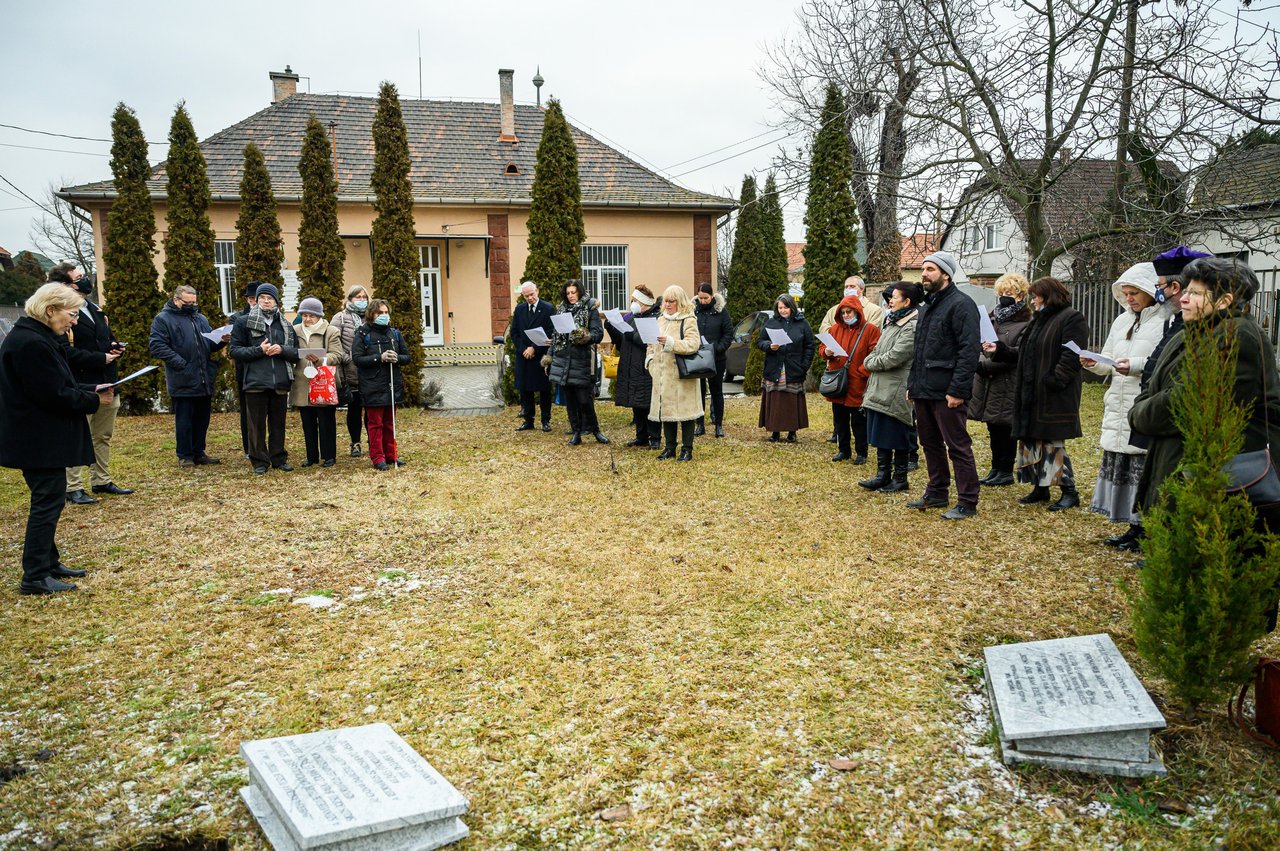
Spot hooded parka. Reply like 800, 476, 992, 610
819, 295, 881, 407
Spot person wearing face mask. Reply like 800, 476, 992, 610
290, 298, 344, 467
150, 285, 231, 468
757, 293, 816, 442
352, 299, 411, 470
820, 276, 884, 444
968, 273, 1032, 488
47, 263, 131, 503
0, 284, 115, 594
819, 294, 881, 463
861, 282, 924, 492
330, 285, 371, 457
647, 285, 703, 461
511, 280, 556, 432
693, 282, 734, 438
230, 283, 300, 474
234, 280, 260, 459
607, 285, 661, 447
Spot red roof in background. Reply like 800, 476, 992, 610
901, 233, 938, 269
786, 242, 806, 272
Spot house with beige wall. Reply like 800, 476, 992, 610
61, 68, 734, 356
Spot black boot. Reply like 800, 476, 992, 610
714, 422, 725, 438
879, 452, 909, 493
693, 417, 705, 437
1048, 486, 1080, 511
983, 470, 1015, 487
657, 446, 676, 460
1105, 523, 1141, 548
1019, 486, 1051, 505
978, 468, 997, 484
1117, 524, 1145, 552
907, 449, 919, 471
859, 450, 892, 490
567, 432, 583, 446
677, 447, 693, 462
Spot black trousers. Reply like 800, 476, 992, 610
699, 373, 725, 424
244, 391, 288, 467
832, 403, 868, 457
520, 389, 552, 426
631, 406, 651, 442
345, 388, 365, 445
563, 384, 599, 433
987, 421, 1017, 473
173, 395, 212, 461
238, 388, 249, 454
299, 406, 338, 463
663, 420, 694, 450
20, 468, 65, 585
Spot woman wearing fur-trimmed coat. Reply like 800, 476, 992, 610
647, 285, 703, 461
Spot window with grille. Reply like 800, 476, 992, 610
580, 244, 628, 311
214, 241, 237, 316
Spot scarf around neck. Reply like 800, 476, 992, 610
553, 297, 593, 348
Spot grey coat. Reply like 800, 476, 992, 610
862, 309, 918, 426
329, 307, 363, 388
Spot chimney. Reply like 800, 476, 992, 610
270, 66, 300, 103
498, 68, 518, 143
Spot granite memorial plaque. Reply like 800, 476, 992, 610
240, 723, 469, 850
984, 633, 1166, 777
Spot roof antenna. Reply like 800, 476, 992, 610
533, 66, 544, 107
417, 31, 423, 99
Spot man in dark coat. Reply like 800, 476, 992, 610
150, 285, 229, 468
694, 283, 734, 438
0, 284, 113, 593
510, 281, 555, 432
47, 263, 131, 503
230, 283, 299, 474
906, 250, 982, 520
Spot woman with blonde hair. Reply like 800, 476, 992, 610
0, 284, 113, 594
968, 273, 1032, 486
648, 285, 703, 461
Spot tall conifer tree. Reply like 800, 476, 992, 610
759, 173, 789, 299
521, 99, 585, 291
728, 175, 770, 315
298, 116, 345, 313
105, 103, 163, 413
234, 143, 284, 287
370, 81, 423, 404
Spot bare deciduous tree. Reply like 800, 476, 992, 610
31, 184, 95, 276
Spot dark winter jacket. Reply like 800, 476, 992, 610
694, 292, 735, 369
229, 309, 299, 393
149, 301, 227, 398
0, 316, 98, 469
62, 300, 120, 385
607, 302, 660, 409
352, 323, 411, 407
1129, 309, 1280, 513
906, 282, 981, 401
819, 295, 881, 407
511, 297, 555, 393
548, 299, 603, 388
968, 303, 1032, 425
756, 312, 816, 384
1129, 309, 1184, 450
994, 304, 1090, 442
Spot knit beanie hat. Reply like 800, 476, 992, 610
298, 297, 325, 317
921, 250, 959, 281
255, 283, 281, 302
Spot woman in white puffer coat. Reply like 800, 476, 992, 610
1081, 262, 1165, 550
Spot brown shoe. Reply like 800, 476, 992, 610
195, 454, 221, 465
178, 458, 196, 468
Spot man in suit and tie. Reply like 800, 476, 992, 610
510, 281, 555, 431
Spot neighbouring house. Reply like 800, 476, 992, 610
785, 242, 806, 285
61, 68, 735, 357
0, 246, 13, 272
898, 232, 938, 284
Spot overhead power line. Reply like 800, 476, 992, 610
0, 122, 166, 146
0, 141, 109, 157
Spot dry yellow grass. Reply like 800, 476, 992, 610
1, 384, 1278, 849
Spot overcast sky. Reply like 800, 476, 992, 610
0, 0, 815, 262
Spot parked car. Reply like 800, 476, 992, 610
722, 310, 772, 381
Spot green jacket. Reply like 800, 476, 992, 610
1128, 309, 1280, 512
862, 309, 918, 426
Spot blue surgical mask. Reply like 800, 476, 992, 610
353, 300, 369, 313
843, 315, 858, 326
1154, 288, 1166, 305
374, 314, 390, 326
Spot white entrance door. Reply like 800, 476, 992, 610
418, 245, 443, 346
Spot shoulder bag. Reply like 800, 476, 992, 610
1225, 328, 1280, 507
820, 325, 867, 400
676, 318, 717, 379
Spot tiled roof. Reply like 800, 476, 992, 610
900, 233, 938, 268
1193, 144, 1280, 209
61, 94, 734, 211
785, 242, 806, 273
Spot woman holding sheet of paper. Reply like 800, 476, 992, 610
756, 294, 816, 442
818, 294, 880, 463
1080, 263, 1163, 549
861, 282, 923, 492
987, 277, 1090, 510
968, 273, 1032, 488
548, 280, 608, 445
606, 285, 661, 448
646, 285, 703, 461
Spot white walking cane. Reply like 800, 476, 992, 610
389, 356, 398, 474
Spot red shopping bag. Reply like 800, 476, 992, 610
308, 365, 339, 406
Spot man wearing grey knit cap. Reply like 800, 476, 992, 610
905, 250, 983, 520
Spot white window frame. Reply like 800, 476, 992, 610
580, 244, 629, 312
214, 240, 237, 316
984, 222, 1005, 252
418, 244, 443, 346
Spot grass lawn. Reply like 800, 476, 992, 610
1, 383, 1278, 850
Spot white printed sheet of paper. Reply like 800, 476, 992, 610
766, 327, 793, 347
816, 332, 847, 358
549, 313, 576, 334
633, 317, 660, 344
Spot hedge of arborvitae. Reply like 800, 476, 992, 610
235, 142, 284, 288
759, 172, 789, 300
297, 116, 346, 315
105, 103, 164, 413
164, 103, 233, 407
370, 81, 424, 404
522, 99, 585, 293
728, 175, 767, 318
802, 83, 860, 383
1130, 315, 1280, 718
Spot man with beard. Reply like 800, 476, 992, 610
906, 251, 982, 520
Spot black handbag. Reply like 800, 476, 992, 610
1225, 328, 1280, 507
676, 319, 717, 378
819, 325, 866, 400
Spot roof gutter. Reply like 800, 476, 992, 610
58, 190, 737, 212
